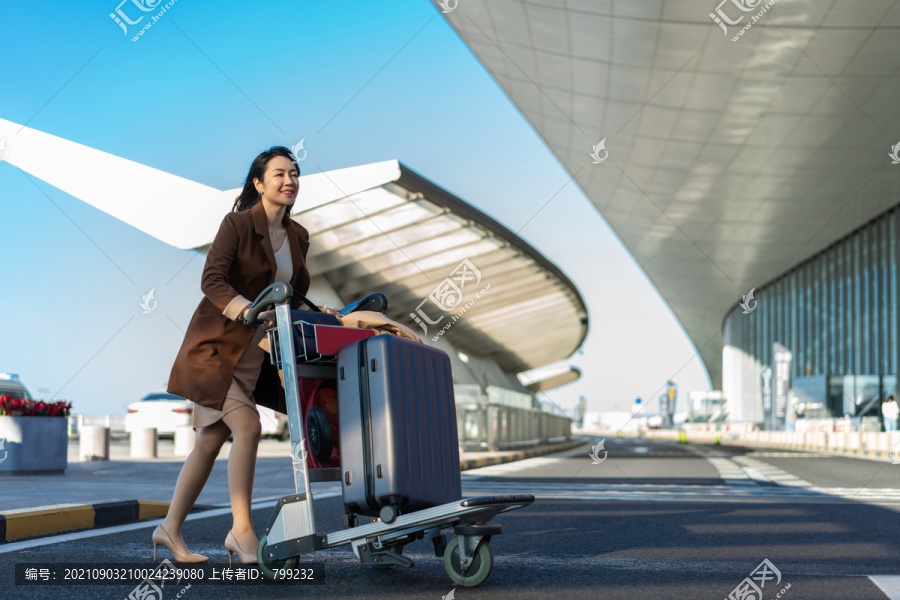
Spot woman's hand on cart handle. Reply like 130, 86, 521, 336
244, 281, 293, 324
238, 306, 275, 328
257, 309, 276, 329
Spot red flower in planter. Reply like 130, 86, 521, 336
0, 395, 72, 417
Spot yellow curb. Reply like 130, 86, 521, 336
136, 500, 170, 521
2, 504, 95, 541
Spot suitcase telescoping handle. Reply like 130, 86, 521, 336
243, 281, 323, 325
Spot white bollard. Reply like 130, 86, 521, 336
174, 426, 196, 456
830, 432, 846, 449
79, 425, 110, 461
131, 428, 158, 459
889, 432, 900, 454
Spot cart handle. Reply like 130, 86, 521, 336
244, 282, 388, 325
243, 281, 290, 325
339, 292, 388, 315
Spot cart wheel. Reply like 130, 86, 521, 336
257, 534, 298, 580
306, 407, 333, 462
443, 537, 493, 587
374, 543, 404, 569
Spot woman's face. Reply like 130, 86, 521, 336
255, 155, 299, 207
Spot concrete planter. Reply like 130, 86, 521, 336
0, 416, 68, 474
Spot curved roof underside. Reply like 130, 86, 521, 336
285, 161, 589, 373
443, 1, 900, 386
0, 117, 587, 372
524, 366, 582, 394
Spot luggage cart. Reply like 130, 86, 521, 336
244, 282, 534, 587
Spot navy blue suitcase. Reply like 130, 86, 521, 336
336, 335, 462, 517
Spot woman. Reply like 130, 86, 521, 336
883, 395, 899, 432
155, 146, 312, 565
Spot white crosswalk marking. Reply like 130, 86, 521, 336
706, 457, 756, 485
686, 444, 817, 487
869, 576, 900, 599
745, 452, 832, 458
732, 456, 814, 487
459, 445, 900, 505
461, 480, 900, 504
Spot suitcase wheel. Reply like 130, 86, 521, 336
342, 513, 360, 529
443, 537, 493, 587
306, 407, 334, 462
379, 504, 399, 524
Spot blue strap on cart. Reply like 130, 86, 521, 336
290, 309, 340, 327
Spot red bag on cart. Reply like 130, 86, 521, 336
298, 376, 340, 468
259, 311, 376, 472
259, 306, 422, 472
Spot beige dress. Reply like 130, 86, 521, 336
192, 235, 293, 430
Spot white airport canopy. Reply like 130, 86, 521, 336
442, 3, 900, 386
0, 118, 587, 372
523, 366, 582, 395
276, 160, 589, 373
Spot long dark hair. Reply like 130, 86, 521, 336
232, 146, 300, 212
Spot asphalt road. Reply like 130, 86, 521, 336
4, 436, 900, 599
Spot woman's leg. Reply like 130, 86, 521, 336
161, 419, 231, 549
221, 404, 262, 550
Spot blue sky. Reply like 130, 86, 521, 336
0, 0, 710, 417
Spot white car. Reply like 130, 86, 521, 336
647, 415, 664, 429
125, 392, 193, 437
125, 391, 289, 440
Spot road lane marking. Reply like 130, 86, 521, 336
459, 480, 900, 504
732, 456, 814, 487
683, 445, 760, 486
687, 445, 816, 488
869, 575, 900, 599
0, 490, 342, 554
706, 457, 756, 485
745, 452, 832, 458
737, 464, 771, 483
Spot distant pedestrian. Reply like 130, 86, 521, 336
883, 395, 899, 432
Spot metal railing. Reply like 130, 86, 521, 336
456, 401, 573, 451
68, 396, 574, 452
68, 414, 127, 436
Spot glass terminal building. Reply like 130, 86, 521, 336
724, 206, 900, 424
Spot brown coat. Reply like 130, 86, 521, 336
166, 200, 312, 414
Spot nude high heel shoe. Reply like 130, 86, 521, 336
224, 530, 258, 567
152, 524, 209, 563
